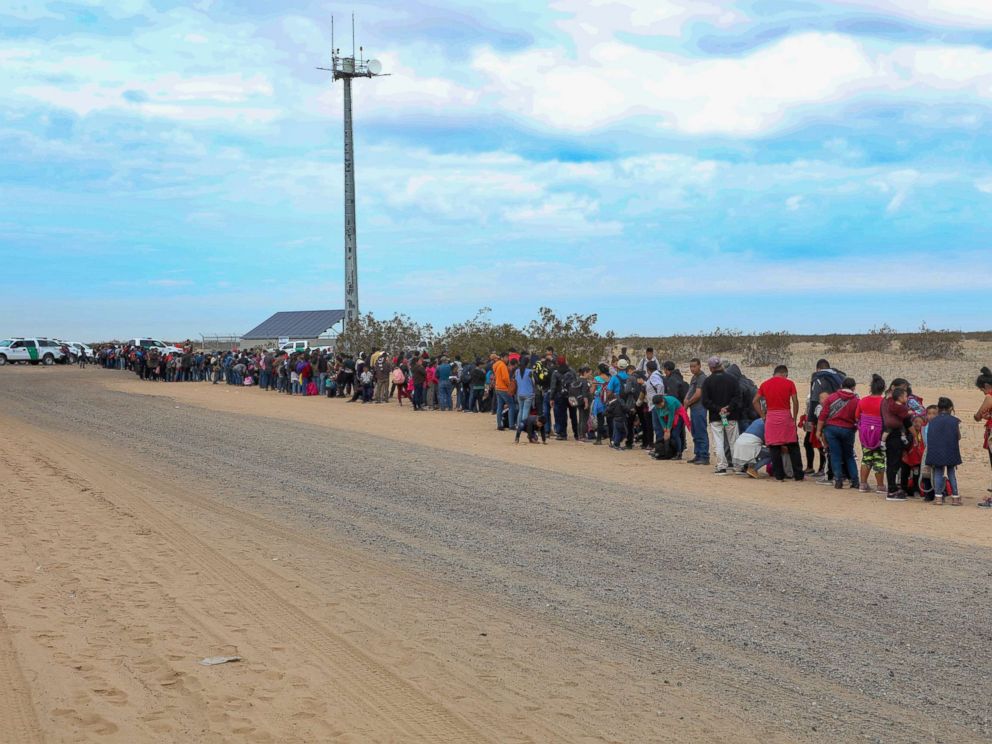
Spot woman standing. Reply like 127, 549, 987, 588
816, 377, 861, 490
975, 367, 992, 508
881, 386, 912, 501
515, 357, 535, 437
855, 374, 887, 494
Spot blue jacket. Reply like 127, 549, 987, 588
515, 368, 535, 397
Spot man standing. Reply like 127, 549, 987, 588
374, 351, 392, 404
492, 352, 514, 431
636, 347, 657, 374
755, 365, 805, 482
436, 356, 453, 410
644, 360, 665, 450
684, 358, 710, 465
701, 357, 740, 474
533, 347, 555, 437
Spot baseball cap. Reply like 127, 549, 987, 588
618, 359, 629, 369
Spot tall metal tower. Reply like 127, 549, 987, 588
318, 16, 385, 332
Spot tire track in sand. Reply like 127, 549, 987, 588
0, 607, 44, 744
0, 429, 486, 743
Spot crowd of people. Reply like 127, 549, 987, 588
93, 343, 992, 507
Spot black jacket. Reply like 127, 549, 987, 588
701, 370, 740, 423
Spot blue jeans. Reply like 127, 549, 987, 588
611, 416, 627, 446
495, 391, 515, 430
541, 393, 552, 435
823, 425, 859, 487
516, 395, 534, 430
259, 370, 270, 390
438, 380, 452, 410
690, 405, 709, 460
933, 465, 958, 496
468, 387, 484, 412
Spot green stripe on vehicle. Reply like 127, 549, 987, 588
28, 348, 38, 361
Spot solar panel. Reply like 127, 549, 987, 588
242, 310, 345, 340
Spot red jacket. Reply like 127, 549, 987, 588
822, 389, 859, 429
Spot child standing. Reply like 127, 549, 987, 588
925, 397, 962, 506
901, 416, 926, 498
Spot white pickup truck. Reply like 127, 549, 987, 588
127, 338, 183, 355
0, 337, 67, 366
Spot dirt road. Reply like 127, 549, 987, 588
1, 367, 990, 742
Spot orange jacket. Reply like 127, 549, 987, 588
493, 360, 511, 392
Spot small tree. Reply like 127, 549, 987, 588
525, 307, 615, 367
335, 312, 433, 357
436, 308, 529, 362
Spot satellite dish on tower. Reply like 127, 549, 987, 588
368, 59, 382, 75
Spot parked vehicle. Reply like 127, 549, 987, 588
279, 341, 311, 353
126, 338, 183, 355
0, 337, 67, 366
56, 340, 95, 362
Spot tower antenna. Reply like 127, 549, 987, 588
316, 18, 388, 334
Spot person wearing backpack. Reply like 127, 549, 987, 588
550, 356, 575, 440
816, 377, 862, 491
807, 359, 846, 427
591, 363, 610, 445
644, 361, 665, 450
532, 347, 555, 437
620, 370, 645, 449
606, 359, 630, 448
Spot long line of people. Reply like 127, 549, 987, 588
94, 343, 992, 507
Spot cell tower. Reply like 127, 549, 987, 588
318, 16, 386, 332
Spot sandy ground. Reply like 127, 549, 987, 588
107, 370, 992, 548
1, 365, 991, 742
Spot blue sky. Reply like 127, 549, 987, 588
2, 0, 991, 341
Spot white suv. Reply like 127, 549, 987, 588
0, 338, 67, 366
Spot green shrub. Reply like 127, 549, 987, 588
898, 323, 964, 360
741, 331, 793, 366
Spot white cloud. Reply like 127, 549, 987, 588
473, 33, 879, 135
977, 178, 992, 194
551, 0, 744, 39
786, 195, 803, 211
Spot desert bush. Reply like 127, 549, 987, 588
699, 327, 745, 353
741, 331, 793, 367
656, 334, 705, 362
849, 324, 895, 353
822, 334, 850, 354
898, 323, 964, 360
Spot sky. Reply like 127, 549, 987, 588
1, 0, 991, 341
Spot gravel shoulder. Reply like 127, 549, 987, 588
1, 367, 991, 742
